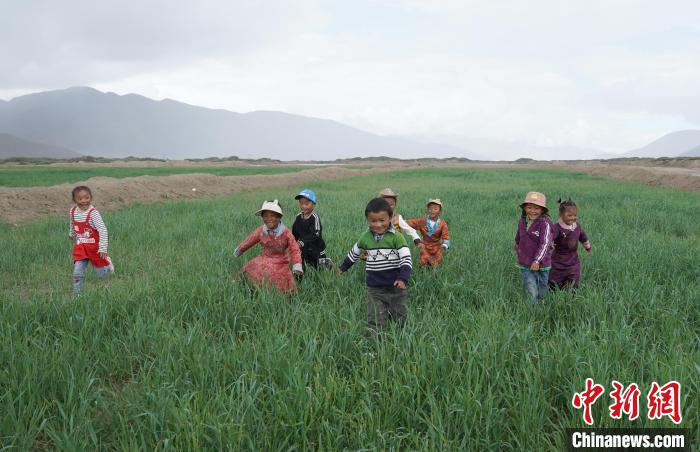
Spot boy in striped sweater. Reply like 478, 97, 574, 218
338, 197, 412, 338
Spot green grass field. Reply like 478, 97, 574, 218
1, 168, 698, 450
0, 165, 310, 187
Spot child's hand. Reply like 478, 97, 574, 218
393, 280, 406, 289
414, 239, 425, 250
336, 267, 344, 276
99, 252, 108, 260
293, 269, 303, 277
585, 246, 592, 253
529, 261, 540, 271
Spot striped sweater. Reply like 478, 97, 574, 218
339, 226, 412, 287
69, 206, 109, 253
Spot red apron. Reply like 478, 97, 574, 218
71, 207, 110, 267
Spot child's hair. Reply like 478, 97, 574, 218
558, 198, 577, 214
365, 197, 393, 217
71, 185, 92, 201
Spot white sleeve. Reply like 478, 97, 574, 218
89, 210, 109, 253
398, 215, 420, 242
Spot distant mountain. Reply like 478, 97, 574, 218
0, 87, 473, 160
0, 133, 81, 159
680, 145, 700, 157
403, 133, 609, 161
623, 130, 700, 158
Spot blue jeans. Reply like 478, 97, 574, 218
73, 259, 111, 293
521, 269, 549, 304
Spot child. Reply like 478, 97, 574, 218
514, 191, 553, 304
378, 188, 423, 249
550, 198, 592, 290
292, 189, 328, 269
234, 200, 303, 292
338, 197, 412, 338
69, 186, 114, 294
406, 198, 451, 268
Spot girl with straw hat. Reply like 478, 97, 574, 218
234, 200, 303, 292
514, 192, 554, 304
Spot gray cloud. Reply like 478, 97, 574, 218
1, 0, 699, 155
0, 1, 320, 88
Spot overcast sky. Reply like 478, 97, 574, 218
1, 0, 699, 156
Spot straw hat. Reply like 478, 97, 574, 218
426, 198, 443, 208
378, 187, 398, 198
255, 199, 283, 216
519, 192, 548, 212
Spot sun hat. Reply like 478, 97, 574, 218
519, 191, 548, 213
378, 187, 398, 198
294, 189, 317, 204
255, 199, 283, 217
426, 198, 443, 208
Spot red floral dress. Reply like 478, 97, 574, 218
235, 225, 302, 292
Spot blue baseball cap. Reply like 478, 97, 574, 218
294, 189, 317, 204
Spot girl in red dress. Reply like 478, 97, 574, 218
69, 186, 114, 294
234, 200, 303, 292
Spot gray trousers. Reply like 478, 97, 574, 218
367, 286, 408, 336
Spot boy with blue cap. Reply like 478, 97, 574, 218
292, 188, 328, 269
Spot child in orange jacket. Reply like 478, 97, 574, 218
406, 198, 451, 268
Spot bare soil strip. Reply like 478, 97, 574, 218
548, 162, 700, 192
0, 167, 387, 224
2, 162, 697, 225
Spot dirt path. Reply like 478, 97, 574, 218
548, 163, 700, 192
2, 161, 697, 225
0, 166, 387, 224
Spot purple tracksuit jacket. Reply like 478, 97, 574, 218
515, 216, 553, 268
550, 222, 589, 284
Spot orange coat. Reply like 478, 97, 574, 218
406, 216, 450, 267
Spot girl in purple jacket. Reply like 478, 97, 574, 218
549, 198, 592, 290
514, 192, 554, 304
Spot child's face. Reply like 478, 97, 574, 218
298, 198, 315, 215
560, 207, 577, 225
261, 211, 281, 229
74, 190, 92, 210
427, 203, 441, 219
366, 210, 390, 234
382, 196, 397, 210
524, 203, 544, 220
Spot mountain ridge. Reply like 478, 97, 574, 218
0, 87, 471, 161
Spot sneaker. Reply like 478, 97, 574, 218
318, 257, 334, 270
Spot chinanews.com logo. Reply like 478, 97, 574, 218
567, 379, 689, 451
572, 378, 681, 425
